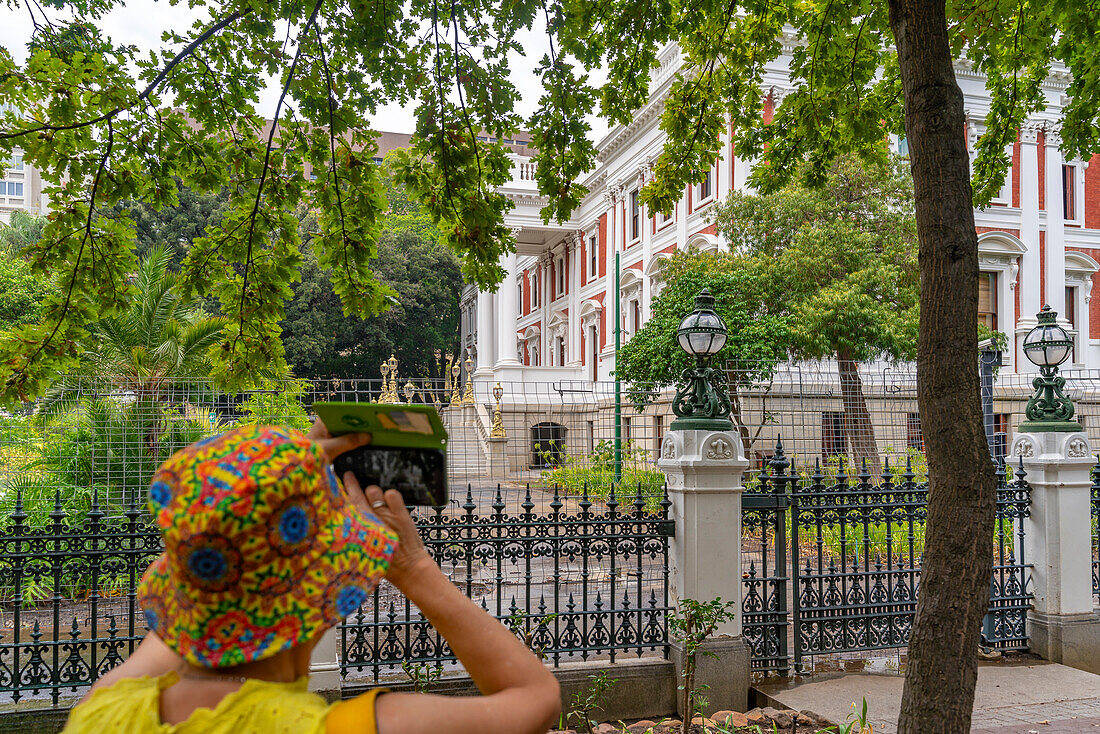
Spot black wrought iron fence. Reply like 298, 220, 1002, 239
340, 484, 673, 683
1091, 459, 1100, 602
0, 481, 672, 705
741, 441, 1033, 674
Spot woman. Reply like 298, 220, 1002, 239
64, 422, 561, 734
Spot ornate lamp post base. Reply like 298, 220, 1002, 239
1017, 419, 1083, 433
669, 416, 735, 431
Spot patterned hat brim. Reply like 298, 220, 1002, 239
138, 503, 397, 669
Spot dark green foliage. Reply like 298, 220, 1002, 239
281, 224, 462, 380
122, 186, 232, 268
615, 248, 792, 402
713, 155, 920, 365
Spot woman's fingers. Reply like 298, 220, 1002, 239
306, 417, 331, 442
363, 483, 388, 513
317, 431, 372, 463
384, 489, 410, 519
342, 471, 370, 515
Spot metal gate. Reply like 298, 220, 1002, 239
742, 441, 1032, 675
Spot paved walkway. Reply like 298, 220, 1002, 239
756, 660, 1100, 732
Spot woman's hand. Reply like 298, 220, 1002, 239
340, 471, 435, 589
306, 417, 371, 463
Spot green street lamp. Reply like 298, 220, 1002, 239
670, 289, 734, 431
1018, 304, 1083, 433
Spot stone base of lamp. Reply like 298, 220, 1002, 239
670, 636, 751, 717
1017, 419, 1084, 433
1029, 611, 1100, 675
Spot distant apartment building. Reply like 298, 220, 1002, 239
0, 149, 46, 222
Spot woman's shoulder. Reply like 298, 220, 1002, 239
63, 674, 336, 734
177, 677, 332, 733
62, 673, 173, 733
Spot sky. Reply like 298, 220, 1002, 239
0, 0, 609, 140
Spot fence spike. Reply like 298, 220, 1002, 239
463, 484, 475, 514
1015, 455, 1027, 481
13, 484, 25, 521
51, 488, 65, 524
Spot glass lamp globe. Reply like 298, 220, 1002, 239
676, 289, 729, 358
492, 382, 504, 401
1023, 305, 1073, 369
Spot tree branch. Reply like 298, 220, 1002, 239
1, 9, 248, 141
232, 0, 325, 354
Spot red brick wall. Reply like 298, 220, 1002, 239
695, 223, 718, 237
1085, 154, 1100, 230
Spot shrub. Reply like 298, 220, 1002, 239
540, 439, 665, 507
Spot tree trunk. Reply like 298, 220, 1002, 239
887, 0, 998, 731
837, 352, 881, 477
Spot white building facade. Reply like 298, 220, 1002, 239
463, 44, 1100, 381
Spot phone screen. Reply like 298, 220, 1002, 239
334, 445, 448, 507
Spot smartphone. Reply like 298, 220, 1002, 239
333, 445, 447, 507
313, 402, 449, 507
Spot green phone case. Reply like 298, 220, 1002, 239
312, 402, 448, 450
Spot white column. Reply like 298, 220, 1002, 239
657, 427, 751, 713
1018, 123, 1042, 369
495, 251, 520, 368
568, 233, 582, 367
1044, 129, 1067, 317
539, 255, 549, 365
1013, 430, 1100, 674
475, 289, 495, 376
640, 170, 653, 322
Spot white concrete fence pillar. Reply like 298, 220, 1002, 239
658, 428, 751, 716
309, 627, 342, 698
1013, 430, 1100, 674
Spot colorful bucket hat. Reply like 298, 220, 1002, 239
138, 424, 398, 668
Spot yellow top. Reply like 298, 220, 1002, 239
62, 673, 385, 734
